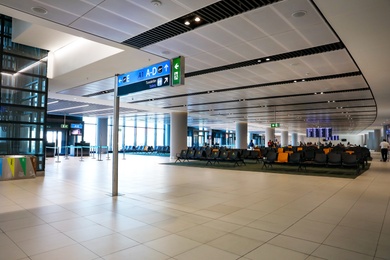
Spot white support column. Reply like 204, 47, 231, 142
170, 112, 188, 159
97, 117, 108, 150
368, 132, 374, 150
281, 130, 288, 147
235, 122, 248, 149
291, 133, 298, 146
374, 129, 381, 152
265, 127, 275, 147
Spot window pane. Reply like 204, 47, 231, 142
0, 140, 44, 155
125, 127, 134, 146
0, 123, 43, 139
0, 106, 44, 123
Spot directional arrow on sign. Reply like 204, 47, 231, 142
164, 64, 169, 71
164, 77, 169, 84
174, 63, 179, 70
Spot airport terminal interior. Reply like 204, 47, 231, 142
1, 0, 390, 259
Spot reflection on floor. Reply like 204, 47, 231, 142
0, 152, 389, 260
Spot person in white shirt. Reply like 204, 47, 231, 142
379, 139, 390, 161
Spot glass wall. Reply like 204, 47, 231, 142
96, 114, 238, 150
83, 117, 97, 145
0, 15, 48, 171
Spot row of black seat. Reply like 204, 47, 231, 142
175, 148, 262, 166
262, 151, 363, 174
262, 146, 371, 167
120, 145, 170, 155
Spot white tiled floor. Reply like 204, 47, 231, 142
1, 152, 390, 259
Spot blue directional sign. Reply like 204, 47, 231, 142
117, 60, 171, 96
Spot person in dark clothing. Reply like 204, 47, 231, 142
379, 139, 390, 161
249, 140, 254, 149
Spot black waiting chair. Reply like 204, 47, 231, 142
175, 149, 189, 163
312, 153, 327, 166
262, 151, 277, 168
206, 150, 220, 165
327, 153, 342, 167
288, 152, 304, 171
186, 149, 196, 160
226, 150, 246, 166
342, 153, 360, 174
303, 149, 315, 161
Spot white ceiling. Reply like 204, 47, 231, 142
0, 0, 389, 135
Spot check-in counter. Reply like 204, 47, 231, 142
69, 142, 90, 156
0, 155, 36, 181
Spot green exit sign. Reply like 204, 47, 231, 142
60, 124, 69, 129
172, 56, 185, 86
271, 123, 280, 128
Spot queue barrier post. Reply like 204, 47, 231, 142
55, 146, 61, 163
91, 146, 96, 159
64, 145, 69, 160
106, 146, 111, 160
79, 146, 84, 161
97, 145, 103, 161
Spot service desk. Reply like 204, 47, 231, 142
69, 143, 90, 156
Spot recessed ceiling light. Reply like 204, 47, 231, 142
194, 17, 201, 22
292, 10, 307, 18
31, 6, 48, 14
184, 21, 190, 26
151, 0, 162, 6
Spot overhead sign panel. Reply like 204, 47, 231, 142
117, 60, 171, 96
172, 56, 185, 86
271, 123, 280, 128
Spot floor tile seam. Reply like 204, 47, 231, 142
27, 205, 75, 222
268, 233, 324, 256
237, 178, 367, 253
27, 241, 99, 259
45, 218, 121, 243
270, 232, 376, 259
58, 228, 142, 258
335, 221, 384, 235
141, 234, 205, 258
120, 229, 173, 244
1, 229, 29, 258
201, 227, 277, 246
101, 243, 172, 259
316, 174, 380, 257
176, 232, 254, 259
239, 184, 344, 232
236, 231, 310, 259
373, 195, 390, 258
317, 241, 377, 258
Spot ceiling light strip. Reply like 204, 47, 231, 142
186, 42, 345, 78
122, 0, 282, 48
48, 104, 89, 113
68, 108, 112, 115
130, 71, 362, 104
